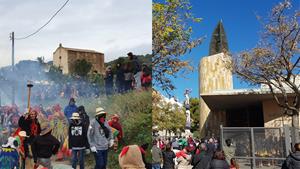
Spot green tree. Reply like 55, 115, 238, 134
152, 90, 185, 135
189, 97, 200, 132
230, 0, 300, 142
36, 56, 45, 64
153, 0, 203, 96
73, 59, 92, 77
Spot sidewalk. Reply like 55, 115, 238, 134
52, 163, 73, 169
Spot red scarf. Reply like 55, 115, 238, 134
30, 121, 38, 136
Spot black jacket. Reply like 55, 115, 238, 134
163, 151, 176, 169
104, 71, 114, 86
206, 143, 215, 158
209, 159, 229, 169
285, 151, 300, 169
193, 152, 212, 169
68, 121, 88, 149
116, 67, 125, 84
18, 115, 41, 139
31, 132, 60, 162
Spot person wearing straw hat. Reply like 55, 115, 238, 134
88, 107, 114, 169
31, 122, 60, 169
69, 112, 88, 169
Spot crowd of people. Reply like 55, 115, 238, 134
152, 136, 300, 169
104, 52, 152, 96
0, 97, 128, 169
152, 136, 232, 169
0, 52, 151, 107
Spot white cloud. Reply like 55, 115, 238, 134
0, 0, 152, 67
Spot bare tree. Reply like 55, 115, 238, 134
230, 0, 300, 141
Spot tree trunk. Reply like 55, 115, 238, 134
292, 112, 300, 144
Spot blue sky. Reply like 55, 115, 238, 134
155, 0, 299, 102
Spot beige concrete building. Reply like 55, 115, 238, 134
199, 52, 233, 136
198, 53, 299, 136
198, 22, 299, 137
53, 43, 105, 74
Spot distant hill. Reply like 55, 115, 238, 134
105, 54, 151, 68
0, 53, 152, 80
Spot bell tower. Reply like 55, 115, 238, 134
199, 21, 233, 136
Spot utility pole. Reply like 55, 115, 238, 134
10, 32, 15, 104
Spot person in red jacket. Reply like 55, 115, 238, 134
140, 64, 152, 90
108, 114, 123, 151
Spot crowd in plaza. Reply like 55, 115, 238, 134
151, 135, 300, 169
152, 136, 234, 169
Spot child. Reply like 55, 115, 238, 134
230, 158, 239, 169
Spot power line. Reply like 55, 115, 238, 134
15, 0, 70, 40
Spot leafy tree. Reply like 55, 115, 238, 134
189, 97, 200, 132
230, 0, 300, 141
152, 0, 203, 96
153, 90, 185, 135
73, 59, 92, 77
36, 56, 45, 64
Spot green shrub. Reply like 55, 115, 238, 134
40, 90, 152, 168
84, 90, 152, 168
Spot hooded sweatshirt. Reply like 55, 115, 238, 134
286, 151, 300, 169
87, 119, 112, 150
68, 120, 87, 149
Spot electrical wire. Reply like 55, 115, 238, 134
15, 0, 70, 40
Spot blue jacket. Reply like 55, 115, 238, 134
64, 104, 77, 121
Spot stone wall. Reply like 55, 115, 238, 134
262, 99, 299, 127
53, 47, 69, 74
67, 50, 105, 75
53, 44, 105, 75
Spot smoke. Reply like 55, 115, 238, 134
0, 59, 104, 112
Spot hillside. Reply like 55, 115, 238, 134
105, 54, 152, 67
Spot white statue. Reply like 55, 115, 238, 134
184, 89, 192, 129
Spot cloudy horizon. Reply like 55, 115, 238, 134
0, 0, 152, 68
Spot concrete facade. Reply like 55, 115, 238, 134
263, 99, 295, 128
198, 52, 300, 137
199, 52, 233, 136
53, 44, 105, 74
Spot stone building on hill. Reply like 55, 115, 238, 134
53, 43, 105, 74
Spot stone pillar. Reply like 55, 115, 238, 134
199, 53, 233, 137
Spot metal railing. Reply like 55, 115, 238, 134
220, 125, 293, 169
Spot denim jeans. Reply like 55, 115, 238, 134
93, 149, 108, 169
37, 158, 52, 169
72, 149, 85, 169
152, 163, 161, 169
134, 71, 142, 89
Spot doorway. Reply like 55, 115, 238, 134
226, 103, 264, 127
